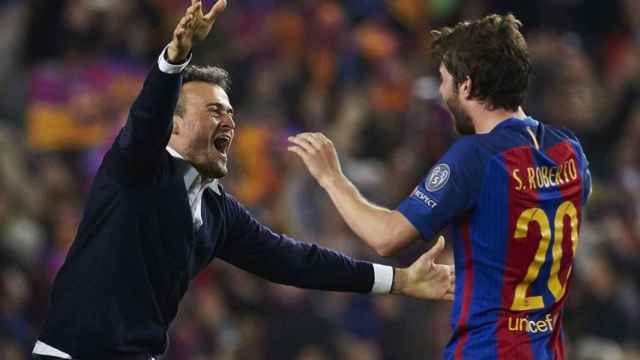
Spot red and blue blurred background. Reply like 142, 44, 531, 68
0, 0, 639, 359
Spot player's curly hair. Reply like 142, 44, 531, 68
175, 65, 231, 116
430, 14, 531, 111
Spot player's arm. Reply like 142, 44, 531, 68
114, 0, 226, 173
216, 194, 455, 300
289, 133, 479, 256
288, 133, 419, 256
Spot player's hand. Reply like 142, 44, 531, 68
288, 132, 344, 188
167, 0, 228, 63
392, 236, 455, 301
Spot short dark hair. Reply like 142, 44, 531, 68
430, 14, 531, 111
175, 65, 231, 116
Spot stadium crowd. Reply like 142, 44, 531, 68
0, 0, 639, 359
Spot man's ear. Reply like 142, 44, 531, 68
460, 76, 472, 100
172, 115, 182, 135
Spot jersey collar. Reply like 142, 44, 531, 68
492, 116, 539, 132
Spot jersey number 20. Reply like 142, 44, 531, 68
511, 201, 578, 311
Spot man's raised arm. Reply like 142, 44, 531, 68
115, 0, 226, 172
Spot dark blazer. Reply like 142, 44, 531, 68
38, 63, 375, 358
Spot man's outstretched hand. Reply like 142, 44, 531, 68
288, 132, 345, 190
167, 0, 228, 63
392, 236, 455, 301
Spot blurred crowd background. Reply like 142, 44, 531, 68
1, 0, 639, 359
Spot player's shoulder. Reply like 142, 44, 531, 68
437, 135, 488, 182
542, 122, 580, 143
540, 122, 587, 154
443, 133, 505, 170
445, 135, 483, 160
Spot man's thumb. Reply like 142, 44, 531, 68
424, 236, 445, 260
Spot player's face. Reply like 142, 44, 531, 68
175, 82, 235, 178
439, 64, 474, 135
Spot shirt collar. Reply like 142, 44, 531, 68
166, 146, 221, 195
493, 116, 539, 132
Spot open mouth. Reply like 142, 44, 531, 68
213, 134, 232, 156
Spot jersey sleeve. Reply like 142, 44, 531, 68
397, 137, 482, 241
564, 127, 592, 204
577, 142, 592, 204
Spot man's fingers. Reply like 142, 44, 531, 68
205, 0, 227, 21
193, 1, 202, 16
179, 12, 194, 27
178, 13, 190, 27
316, 132, 333, 144
288, 135, 316, 154
445, 264, 455, 275
186, 1, 199, 15
288, 146, 310, 162
298, 133, 325, 151
311, 132, 327, 145
174, 14, 192, 38
183, 1, 201, 24
444, 287, 455, 300
178, 16, 194, 36
185, 14, 195, 26
312, 133, 337, 153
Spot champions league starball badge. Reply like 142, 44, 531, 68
425, 164, 450, 192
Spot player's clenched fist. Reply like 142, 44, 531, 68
167, 0, 228, 63
288, 132, 344, 189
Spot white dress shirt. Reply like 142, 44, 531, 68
165, 146, 221, 230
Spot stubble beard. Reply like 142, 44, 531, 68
203, 156, 228, 179
191, 151, 229, 179
446, 95, 475, 135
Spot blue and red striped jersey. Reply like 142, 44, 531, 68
398, 117, 591, 359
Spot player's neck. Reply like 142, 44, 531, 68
472, 106, 527, 134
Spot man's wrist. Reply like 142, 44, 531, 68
391, 267, 407, 295
158, 44, 192, 74
166, 42, 190, 64
320, 173, 347, 194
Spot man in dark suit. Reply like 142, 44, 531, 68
32, 1, 454, 359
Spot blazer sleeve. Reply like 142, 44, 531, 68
216, 194, 375, 293
112, 63, 182, 176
